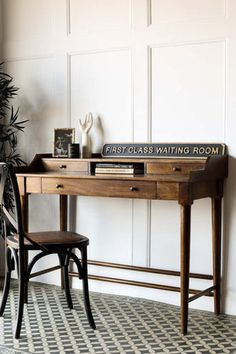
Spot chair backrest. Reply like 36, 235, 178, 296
0, 163, 46, 251
0, 163, 24, 247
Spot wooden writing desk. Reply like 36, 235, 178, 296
16, 153, 228, 334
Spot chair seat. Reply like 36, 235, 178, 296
7, 231, 89, 249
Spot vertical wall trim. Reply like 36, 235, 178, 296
147, 46, 152, 142
66, 0, 71, 36
147, 46, 152, 268
224, 0, 229, 18
67, 52, 74, 233
147, 0, 152, 27
131, 49, 134, 142
146, 200, 152, 267
131, 200, 134, 265
131, 46, 134, 265
130, 0, 134, 29
67, 53, 72, 127
128, 46, 135, 265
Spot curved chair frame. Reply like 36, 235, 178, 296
0, 163, 96, 338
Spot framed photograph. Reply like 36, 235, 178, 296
53, 128, 75, 157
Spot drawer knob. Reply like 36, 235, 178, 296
129, 186, 138, 192
173, 167, 181, 172
59, 165, 67, 169
56, 184, 64, 189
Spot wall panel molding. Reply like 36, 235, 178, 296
67, 0, 132, 35
66, 52, 72, 127
147, 0, 152, 27
68, 46, 132, 57
3, 54, 55, 63
67, 46, 134, 140
2, 0, 54, 42
148, 39, 227, 142
66, 0, 71, 36
146, 200, 152, 267
147, 45, 152, 142
149, 0, 228, 26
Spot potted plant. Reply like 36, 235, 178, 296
0, 62, 27, 166
0, 62, 27, 280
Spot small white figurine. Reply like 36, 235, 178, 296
78, 112, 93, 158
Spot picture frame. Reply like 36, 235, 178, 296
53, 128, 75, 157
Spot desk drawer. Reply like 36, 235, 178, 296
147, 162, 204, 175
42, 178, 156, 199
42, 159, 89, 172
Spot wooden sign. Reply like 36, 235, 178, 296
102, 143, 226, 158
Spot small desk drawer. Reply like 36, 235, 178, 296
147, 162, 204, 175
42, 159, 89, 172
42, 178, 156, 199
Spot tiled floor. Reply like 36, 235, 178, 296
0, 282, 236, 353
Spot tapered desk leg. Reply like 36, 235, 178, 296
212, 197, 222, 315
60, 195, 68, 231
180, 204, 191, 335
20, 195, 29, 304
60, 195, 68, 289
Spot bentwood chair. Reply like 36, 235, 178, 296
0, 163, 96, 338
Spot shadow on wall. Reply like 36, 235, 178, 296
222, 155, 236, 312
17, 85, 55, 163
90, 115, 105, 154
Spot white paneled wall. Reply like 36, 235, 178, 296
69, 0, 131, 33
70, 49, 132, 151
151, 41, 226, 141
1, 0, 236, 315
151, 0, 226, 23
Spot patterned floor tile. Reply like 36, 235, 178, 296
0, 282, 236, 353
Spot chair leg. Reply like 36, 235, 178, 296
23, 250, 28, 304
15, 253, 25, 339
0, 247, 12, 316
80, 246, 96, 329
58, 254, 73, 309
64, 254, 73, 309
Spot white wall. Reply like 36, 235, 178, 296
1, 0, 236, 315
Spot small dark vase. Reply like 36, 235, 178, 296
68, 143, 80, 158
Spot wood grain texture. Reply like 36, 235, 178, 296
42, 178, 157, 199
42, 159, 89, 173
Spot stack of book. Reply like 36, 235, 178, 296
95, 163, 143, 175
